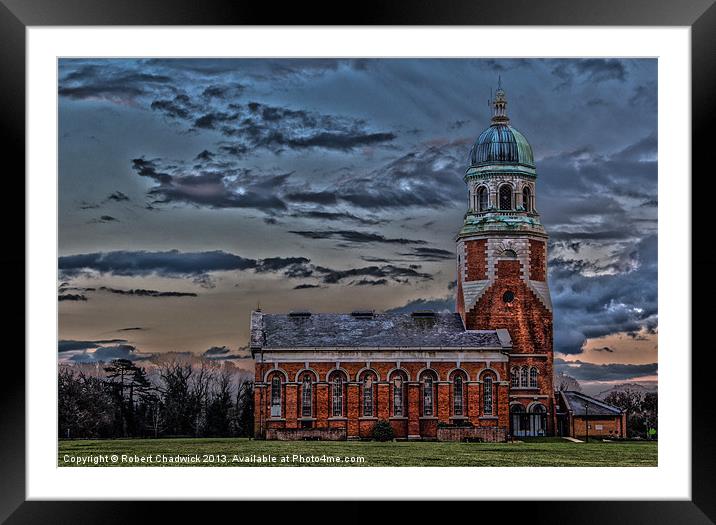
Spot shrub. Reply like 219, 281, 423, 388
372, 419, 395, 442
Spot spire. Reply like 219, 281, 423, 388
491, 78, 509, 125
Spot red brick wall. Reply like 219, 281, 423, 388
464, 261, 553, 356
570, 417, 626, 438
465, 239, 487, 281
254, 360, 513, 439
529, 239, 546, 281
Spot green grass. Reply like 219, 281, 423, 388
58, 437, 657, 467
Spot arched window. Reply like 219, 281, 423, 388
510, 367, 519, 388
477, 186, 488, 211
503, 249, 517, 258
529, 367, 538, 388
391, 371, 406, 417
499, 184, 513, 210
330, 372, 346, 417
522, 186, 532, 212
362, 372, 376, 417
511, 403, 526, 436
422, 372, 436, 416
520, 366, 529, 388
453, 374, 465, 416
483, 376, 494, 415
300, 374, 313, 417
270, 376, 282, 418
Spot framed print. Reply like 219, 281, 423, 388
3, 0, 715, 521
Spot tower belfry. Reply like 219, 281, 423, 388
456, 83, 555, 433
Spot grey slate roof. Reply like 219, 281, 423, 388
560, 391, 623, 416
250, 311, 510, 350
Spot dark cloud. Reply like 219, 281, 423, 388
203, 346, 230, 356
98, 286, 197, 298
289, 210, 384, 226
106, 191, 130, 202
399, 247, 454, 260
58, 294, 87, 301
59, 64, 173, 102
551, 234, 657, 354
289, 230, 426, 245
69, 344, 153, 363
385, 296, 455, 314
58, 249, 316, 281
58, 339, 127, 352
117, 327, 145, 332
314, 264, 432, 285
555, 358, 657, 381
551, 59, 627, 89
351, 278, 389, 286
130, 157, 288, 211
293, 283, 322, 289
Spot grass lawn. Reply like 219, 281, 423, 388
58, 437, 657, 467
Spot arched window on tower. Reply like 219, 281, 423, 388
529, 367, 538, 388
477, 186, 488, 212
522, 186, 532, 212
520, 366, 529, 388
499, 184, 513, 210
510, 367, 519, 388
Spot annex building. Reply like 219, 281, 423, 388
250, 85, 625, 441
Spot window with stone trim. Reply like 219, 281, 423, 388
520, 366, 529, 388
483, 376, 494, 415
301, 374, 312, 418
270, 376, 282, 418
499, 184, 513, 210
422, 373, 435, 416
522, 186, 532, 212
529, 367, 538, 388
453, 374, 464, 416
477, 186, 488, 211
510, 367, 519, 388
331, 373, 345, 417
362, 373, 375, 417
392, 373, 405, 417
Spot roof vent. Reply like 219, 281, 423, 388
351, 310, 374, 319
411, 310, 436, 318
288, 311, 311, 318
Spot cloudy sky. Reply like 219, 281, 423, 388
57, 58, 657, 387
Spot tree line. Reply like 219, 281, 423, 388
603, 389, 658, 439
59, 359, 254, 439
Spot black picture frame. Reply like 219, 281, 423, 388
2, 0, 713, 521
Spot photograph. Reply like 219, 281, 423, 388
56, 57, 658, 468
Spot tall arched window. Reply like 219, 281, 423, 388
529, 367, 538, 388
330, 372, 345, 417
391, 371, 406, 417
270, 376, 282, 418
362, 372, 376, 417
300, 374, 313, 417
422, 372, 436, 416
520, 366, 529, 388
522, 186, 532, 212
510, 367, 519, 388
483, 376, 494, 415
477, 186, 488, 211
499, 184, 513, 210
453, 374, 464, 416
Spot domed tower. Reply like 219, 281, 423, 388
456, 82, 555, 435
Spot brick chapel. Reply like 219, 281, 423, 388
251, 85, 559, 441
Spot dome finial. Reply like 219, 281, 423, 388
491, 78, 509, 125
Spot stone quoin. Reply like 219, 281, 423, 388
250, 82, 626, 441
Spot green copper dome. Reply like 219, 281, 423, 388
469, 124, 535, 168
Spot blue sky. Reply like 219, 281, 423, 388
57, 58, 657, 386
